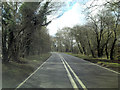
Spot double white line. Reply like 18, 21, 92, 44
59, 54, 87, 90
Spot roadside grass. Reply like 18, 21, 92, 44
97, 62, 119, 72
97, 62, 120, 67
65, 52, 120, 73
2, 53, 51, 88
65, 52, 93, 59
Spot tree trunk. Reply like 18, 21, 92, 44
86, 32, 95, 57
87, 39, 95, 58
77, 42, 83, 54
82, 46, 86, 55
2, 44, 9, 63
105, 44, 109, 59
110, 38, 117, 60
11, 50, 19, 62
97, 40, 101, 57
2, 28, 9, 63
10, 39, 20, 62
65, 45, 69, 52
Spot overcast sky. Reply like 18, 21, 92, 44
47, 0, 88, 36
47, 0, 111, 36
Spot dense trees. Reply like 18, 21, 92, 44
2, 1, 62, 63
52, 0, 120, 60
52, 27, 74, 52
2, 0, 120, 62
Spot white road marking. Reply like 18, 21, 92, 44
59, 54, 87, 90
61, 58, 79, 90
15, 55, 52, 89
66, 53, 120, 74
89, 62, 120, 74
63, 58, 87, 90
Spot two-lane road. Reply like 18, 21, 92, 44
16, 52, 119, 89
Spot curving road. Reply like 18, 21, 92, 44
16, 52, 119, 89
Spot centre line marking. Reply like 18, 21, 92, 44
61, 59, 79, 90
59, 54, 87, 90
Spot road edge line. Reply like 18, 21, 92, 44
65, 53, 120, 74
15, 55, 52, 89
89, 62, 120, 74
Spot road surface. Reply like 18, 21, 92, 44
16, 52, 119, 89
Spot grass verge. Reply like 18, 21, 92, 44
2, 53, 51, 88
65, 52, 120, 73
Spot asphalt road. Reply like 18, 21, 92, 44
16, 52, 119, 89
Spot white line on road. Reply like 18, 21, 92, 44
89, 62, 120, 74
15, 55, 52, 89
68, 55, 120, 75
63, 58, 87, 90
59, 54, 87, 90
61, 58, 79, 90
